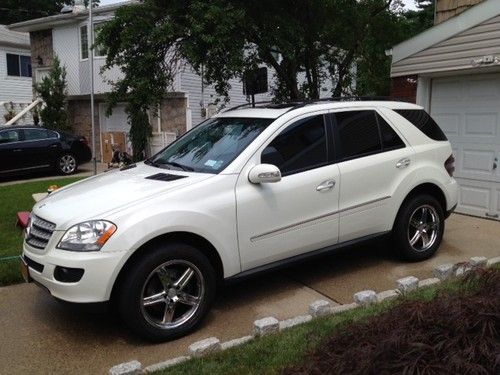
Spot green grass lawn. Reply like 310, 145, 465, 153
156, 271, 494, 375
0, 177, 82, 286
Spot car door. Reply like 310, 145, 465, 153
331, 109, 415, 243
20, 128, 61, 169
236, 113, 340, 271
0, 129, 22, 173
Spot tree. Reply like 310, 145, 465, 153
1, 0, 99, 25
34, 56, 70, 131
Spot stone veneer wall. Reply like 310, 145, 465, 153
67, 99, 101, 160
160, 97, 188, 136
29, 30, 54, 87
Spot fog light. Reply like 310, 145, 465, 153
54, 266, 84, 283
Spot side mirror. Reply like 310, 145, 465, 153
248, 164, 282, 184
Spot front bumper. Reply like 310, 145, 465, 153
22, 242, 127, 303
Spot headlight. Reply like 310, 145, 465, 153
57, 220, 117, 251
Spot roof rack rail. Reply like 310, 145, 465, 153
224, 96, 405, 113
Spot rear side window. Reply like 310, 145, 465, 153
377, 114, 406, 151
261, 115, 327, 176
334, 111, 381, 160
395, 109, 447, 141
23, 128, 52, 141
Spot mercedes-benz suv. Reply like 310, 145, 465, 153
21, 100, 458, 341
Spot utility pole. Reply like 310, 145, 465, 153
88, 1, 97, 175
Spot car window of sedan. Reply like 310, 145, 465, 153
23, 129, 57, 141
0, 130, 19, 144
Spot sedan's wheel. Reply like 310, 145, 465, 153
393, 194, 444, 261
57, 154, 77, 175
118, 243, 216, 341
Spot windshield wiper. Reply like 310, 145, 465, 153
145, 158, 194, 171
162, 161, 194, 171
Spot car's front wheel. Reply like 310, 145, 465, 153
118, 243, 216, 341
56, 153, 77, 175
393, 194, 444, 261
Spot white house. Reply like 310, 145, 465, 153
390, 0, 500, 221
0, 25, 33, 125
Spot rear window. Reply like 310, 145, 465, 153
395, 109, 447, 141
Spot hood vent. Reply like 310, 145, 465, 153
146, 173, 188, 182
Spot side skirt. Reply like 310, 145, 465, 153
225, 231, 391, 284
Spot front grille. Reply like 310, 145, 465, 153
26, 215, 56, 250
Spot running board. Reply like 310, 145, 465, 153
225, 231, 391, 284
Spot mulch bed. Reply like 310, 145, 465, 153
284, 269, 500, 375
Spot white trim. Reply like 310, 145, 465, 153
416, 77, 431, 112
392, 0, 500, 64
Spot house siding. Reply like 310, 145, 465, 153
179, 64, 273, 127
0, 45, 33, 124
436, 0, 484, 25
391, 14, 500, 77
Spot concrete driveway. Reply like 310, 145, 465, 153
0, 214, 499, 374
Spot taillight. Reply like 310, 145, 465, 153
80, 136, 89, 146
445, 154, 455, 177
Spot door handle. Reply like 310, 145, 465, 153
13, 149, 22, 152
396, 158, 411, 169
50, 144, 59, 148
316, 179, 336, 192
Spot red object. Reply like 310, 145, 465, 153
16, 211, 30, 228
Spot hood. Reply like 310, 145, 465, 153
32, 163, 214, 229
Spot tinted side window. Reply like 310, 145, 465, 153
377, 114, 405, 150
0, 130, 19, 144
23, 129, 50, 141
395, 109, 447, 141
261, 115, 327, 176
334, 111, 381, 160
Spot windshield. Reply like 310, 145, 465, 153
147, 117, 274, 174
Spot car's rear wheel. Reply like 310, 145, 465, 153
118, 243, 216, 341
57, 153, 77, 175
393, 194, 444, 261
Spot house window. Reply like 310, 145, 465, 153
80, 25, 89, 59
6, 53, 32, 77
93, 23, 106, 57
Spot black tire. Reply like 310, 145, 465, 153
56, 153, 78, 175
118, 243, 216, 342
392, 194, 445, 261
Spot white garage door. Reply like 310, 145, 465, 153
431, 74, 500, 220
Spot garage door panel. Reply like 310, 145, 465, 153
464, 113, 497, 137
432, 79, 461, 100
459, 181, 491, 214
461, 148, 496, 177
467, 78, 499, 98
433, 113, 460, 135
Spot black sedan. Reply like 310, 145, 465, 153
0, 126, 92, 176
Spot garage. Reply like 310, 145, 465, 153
390, 0, 500, 221
430, 75, 500, 219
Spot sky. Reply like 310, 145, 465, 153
99, 0, 419, 11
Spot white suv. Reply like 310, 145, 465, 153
21, 100, 458, 341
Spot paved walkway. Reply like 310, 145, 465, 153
0, 162, 107, 187
0, 214, 499, 374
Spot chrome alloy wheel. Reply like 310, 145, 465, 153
407, 204, 440, 252
59, 154, 76, 174
140, 260, 204, 329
